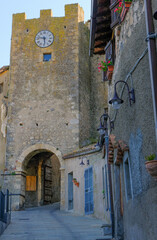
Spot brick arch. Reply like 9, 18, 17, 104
16, 143, 64, 171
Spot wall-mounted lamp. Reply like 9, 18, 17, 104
80, 158, 85, 166
95, 135, 104, 150
97, 110, 114, 136
95, 110, 114, 150
109, 80, 135, 110
79, 157, 90, 166
154, 11, 157, 20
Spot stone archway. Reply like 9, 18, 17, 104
15, 144, 65, 210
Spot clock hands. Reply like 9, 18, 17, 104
43, 36, 46, 46
36, 36, 46, 46
35, 30, 54, 48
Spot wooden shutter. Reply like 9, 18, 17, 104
84, 167, 94, 214
110, 0, 121, 29
105, 39, 116, 64
26, 176, 36, 191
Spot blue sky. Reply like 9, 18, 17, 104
0, 0, 91, 68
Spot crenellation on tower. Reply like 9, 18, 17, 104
12, 12, 26, 22
40, 9, 53, 18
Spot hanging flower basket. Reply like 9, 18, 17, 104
145, 160, 157, 180
107, 65, 114, 81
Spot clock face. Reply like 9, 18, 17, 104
35, 30, 54, 48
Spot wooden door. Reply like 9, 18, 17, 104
44, 163, 52, 204
68, 172, 73, 210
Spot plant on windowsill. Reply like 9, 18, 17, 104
114, 0, 132, 22
72, 178, 77, 183
98, 60, 114, 81
72, 178, 79, 187
145, 154, 157, 180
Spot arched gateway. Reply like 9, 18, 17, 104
11, 144, 65, 210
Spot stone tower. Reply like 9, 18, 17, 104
4, 4, 92, 209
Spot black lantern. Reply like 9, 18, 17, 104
109, 80, 135, 109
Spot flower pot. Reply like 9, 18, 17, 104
76, 182, 79, 187
124, 1, 132, 9
145, 160, 157, 180
120, 2, 132, 22
107, 65, 114, 80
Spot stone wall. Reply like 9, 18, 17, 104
51, 154, 61, 203
108, 0, 157, 239
90, 55, 108, 139
0, 69, 9, 185
78, 21, 91, 146
6, 4, 88, 172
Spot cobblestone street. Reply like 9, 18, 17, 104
0, 203, 110, 240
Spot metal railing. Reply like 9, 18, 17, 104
0, 189, 11, 223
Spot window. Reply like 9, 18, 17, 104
26, 176, 36, 191
68, 172, 73, 210
105, 39, 115, 64
123, 152, 133, 201
110, 0, 121, 29
84, 167, 94, 214
43, 53, 51, 62
0, 83, 3, 94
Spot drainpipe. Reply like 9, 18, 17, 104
105, 132, 115, 238
144, 0, 157, 150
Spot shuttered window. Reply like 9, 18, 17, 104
110, 0, 121, 29
105, 39, 115, 64
26, 176, 36, 191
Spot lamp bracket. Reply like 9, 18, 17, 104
129, 88, 135, 104
145, 33, 157, 42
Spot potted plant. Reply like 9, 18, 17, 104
114, 0, 132, 22
145, 154, 157, 180
72, 178, 77, 183
114, 1, 123, 15
124, 0, 132, 9
98, 60, 114, 81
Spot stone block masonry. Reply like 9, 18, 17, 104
7, 4, 86, 170
0, 4, 107, 211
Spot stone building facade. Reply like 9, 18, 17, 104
90, 0, 157, 239
0, 67, 9, 175
109, 1, 157, 239
0, 3, 110, 224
